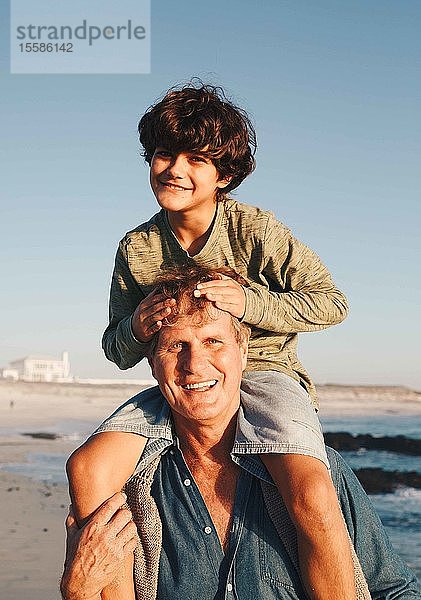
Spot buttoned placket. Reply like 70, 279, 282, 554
172, 439, 253, 598
172, 441, 224, 579
223, 469, 251, 599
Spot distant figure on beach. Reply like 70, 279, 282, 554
9, 399, 14, 409
68, 81, 359, 596
61, 269, 421, 599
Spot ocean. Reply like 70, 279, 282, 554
1, 413, 420, 578
321, 414, 421, 578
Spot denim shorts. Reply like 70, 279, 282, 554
235, 371, 328, 467
94, 370, 328, 468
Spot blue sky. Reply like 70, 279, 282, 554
1, 1, 420, 387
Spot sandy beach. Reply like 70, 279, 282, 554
0, 380, 420, 599
0, 380, 147, 600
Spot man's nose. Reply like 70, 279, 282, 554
180, 344, 207, 373
166, 154, 186, 178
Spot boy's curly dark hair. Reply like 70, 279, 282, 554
138, 80, 257, 200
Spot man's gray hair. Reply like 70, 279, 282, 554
148, 265, 251, 356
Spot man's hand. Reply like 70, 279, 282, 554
61, 492, 138, 600
194, 275, 246, 319
131, 291, 176, 342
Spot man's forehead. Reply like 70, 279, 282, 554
157, 312, 234, 343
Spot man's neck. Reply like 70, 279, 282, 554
177, 417, 235, 468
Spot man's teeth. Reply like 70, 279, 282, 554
183, 380, 217, 390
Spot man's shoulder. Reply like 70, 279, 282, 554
325, 447, 358, 493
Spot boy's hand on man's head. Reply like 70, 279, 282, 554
131, 291, 176, 342
194, 275, 246, 319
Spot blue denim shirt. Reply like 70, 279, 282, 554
96, 389, 420, 599
153, 444, 306, 599
146, 443, 419, 600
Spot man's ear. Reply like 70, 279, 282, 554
240, 331, 250, 372
241, 347, 248, 372
147, 355, 155, 378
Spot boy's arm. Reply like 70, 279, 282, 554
66, 432, 147, 599
102, 243, 151, 369
241, 215, 349, 334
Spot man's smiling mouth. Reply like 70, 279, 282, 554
182, 380, 217, 390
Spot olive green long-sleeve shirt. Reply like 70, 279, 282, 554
102, 199, 348, 405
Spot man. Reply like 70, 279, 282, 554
62, 267, 420, 599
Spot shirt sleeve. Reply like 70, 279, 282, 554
328, 448, 421, 599
241, 214, 349, 333
102, 240, 151, 369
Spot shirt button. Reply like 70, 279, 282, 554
183, 478, 191, 487
204, 526, 212, 534
227, 583, 233, 592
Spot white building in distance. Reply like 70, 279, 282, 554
2, 351, 72, 383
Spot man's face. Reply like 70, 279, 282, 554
149, 148, 228, 216
149, 310, 248, 426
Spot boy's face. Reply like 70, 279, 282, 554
150, 148, 229, 216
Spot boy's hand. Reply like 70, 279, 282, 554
131, 291, 176, 342
194, 275, 246, 319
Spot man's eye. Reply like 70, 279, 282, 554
207, 338, 221, 345
190, 155, 206, 163
170, 342, 183, 350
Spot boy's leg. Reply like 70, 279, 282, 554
68, 384, 171, 525
236, 371, 357, 600
261, 453, 356, 600
67, 431, 148, 525
66, 432, 145, 600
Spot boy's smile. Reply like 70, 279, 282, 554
150, 148, 229, 217
160, 181, 192, 192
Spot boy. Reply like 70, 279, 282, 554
67, 82, 356, 599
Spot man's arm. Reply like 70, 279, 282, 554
328, 448, 421, 599
61, 493, 137, 600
